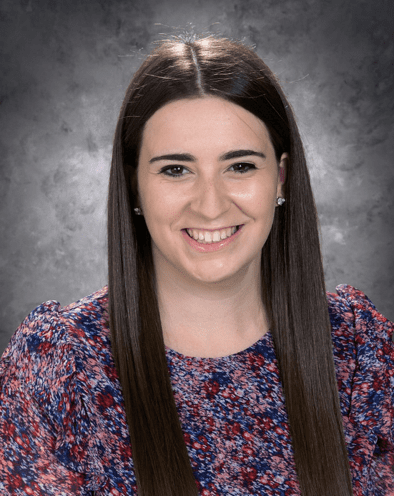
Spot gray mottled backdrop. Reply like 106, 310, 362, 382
1, 0, 393, 354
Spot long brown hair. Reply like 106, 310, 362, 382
107, 37, 353, 496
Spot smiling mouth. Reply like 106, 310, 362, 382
184, 225, 242, 244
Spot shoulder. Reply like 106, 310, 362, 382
327, 285, 394, 435
0, 287, 117, 486
0, 287, 111, 406
327, 283, 393, 345
3, 286, 109, 353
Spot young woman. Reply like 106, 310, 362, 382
0, 37, 393, 496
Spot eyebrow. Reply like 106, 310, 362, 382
148, 149, 266, 164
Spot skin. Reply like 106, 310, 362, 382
137, 96, 287, 357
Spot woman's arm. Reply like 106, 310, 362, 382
0, 303, 105, 495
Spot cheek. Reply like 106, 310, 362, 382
232, 178, 277, 211
141, 185, 183, 236
149, 188, 181, 215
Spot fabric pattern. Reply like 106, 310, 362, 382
0, 285, 393, 495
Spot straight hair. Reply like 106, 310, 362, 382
107, 37, 354, 496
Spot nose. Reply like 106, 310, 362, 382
189, 174, 231, 220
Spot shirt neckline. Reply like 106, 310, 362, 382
165, 329, 273, 363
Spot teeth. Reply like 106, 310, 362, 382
186, 226, 239, 244
212, 231, 220, 242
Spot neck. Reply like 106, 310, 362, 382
155, 259, 269, 358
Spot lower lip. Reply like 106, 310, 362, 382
181, 226, 244, 253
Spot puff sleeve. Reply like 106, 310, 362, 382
0, 302, 107, 495
334, 285, 394, 495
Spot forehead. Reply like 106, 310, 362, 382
140, 96, 273, 156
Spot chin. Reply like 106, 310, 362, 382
188, 263, 250, 286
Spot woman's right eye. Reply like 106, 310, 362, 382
159, 166, 189, 178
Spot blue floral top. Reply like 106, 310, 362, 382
0, 285, 393, 495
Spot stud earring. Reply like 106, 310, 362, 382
134, 207, 143, 215
276, 197, 285, 206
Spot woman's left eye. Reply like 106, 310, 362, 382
228, 163, 257, 174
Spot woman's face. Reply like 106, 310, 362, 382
137, 96, 287, 286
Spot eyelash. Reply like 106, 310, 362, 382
159, 163, 257, 178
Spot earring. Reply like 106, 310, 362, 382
134, 207, 143, 215
276, 197, 285, 206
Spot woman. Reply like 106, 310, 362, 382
0, 37, 393, 496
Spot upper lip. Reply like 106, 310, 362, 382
183, 225, 242, 232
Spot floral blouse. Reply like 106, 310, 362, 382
0, 285, 393, 495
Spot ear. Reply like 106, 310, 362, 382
130, 168, 140, 208
276, 152, 288, 198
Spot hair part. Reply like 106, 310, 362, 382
108, 36, 353, 496
189, 44, 204, 93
